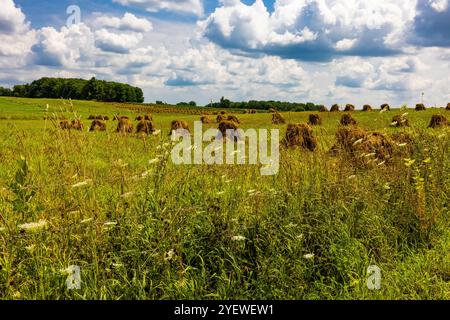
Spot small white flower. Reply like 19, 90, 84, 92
165, 249, 176, 261
19, 220, 48, 233
303, 253, 315, 260
152, 129, 161, 136
231, 235, 246, 241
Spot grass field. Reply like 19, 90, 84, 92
0, 96, 449, 300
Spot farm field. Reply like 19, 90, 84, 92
0, 96, 449, 300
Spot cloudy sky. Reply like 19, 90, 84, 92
0, 0, 449, 106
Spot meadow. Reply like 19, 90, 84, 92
0, 96, 449, 300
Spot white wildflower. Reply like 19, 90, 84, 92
231, 235, 246, 241
303, 253, 315, 260
165, 249, 176, 261
152, 129, 161, 136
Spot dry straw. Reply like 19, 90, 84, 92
282, 123, 317, 151
428, 115, 449, 128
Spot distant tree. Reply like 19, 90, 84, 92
8, 77, 145, 103
0, 86, 12, 96
189, 101, 197, 107
220, 96, 231, 109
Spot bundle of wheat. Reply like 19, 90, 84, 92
308, 114, 322, 126
330, 104, 340, 112
201, 115, 212, 124
272, 112, 286, 125
362, 105, 373, 112
70, 119, 84, 130
136, 120, 156, 134
216, 114, 227, 123
60, 120, 71, 130
344, 104, 355, 112
428, 115, 449, 128
330, 126, 394, 164
391, 115, 410, 127
227, 115, 240, 124
113, 115, 130, 121
116, 118, 134, 134
415, 103, 426, 111
340, 113, 357, 126
282, 124, 317, 151
381, 104, 391, 111
170, 120, 190, 135
89, 120, 106, 132
218, 120, 240, 141
319, 105, 329, 112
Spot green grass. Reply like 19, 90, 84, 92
0, 97, 449, 300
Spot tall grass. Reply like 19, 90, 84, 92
0, 98, 449, 299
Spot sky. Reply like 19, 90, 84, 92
0, 0, 449, 107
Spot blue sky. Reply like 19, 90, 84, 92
1, 0, 449, 106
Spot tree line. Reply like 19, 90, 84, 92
205, 97, 322, 112
0, 77, 144, 103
